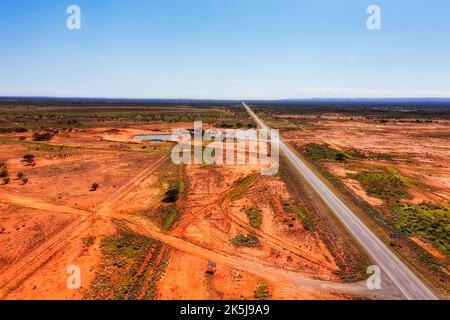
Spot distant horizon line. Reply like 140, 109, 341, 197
1, 96, 450, 102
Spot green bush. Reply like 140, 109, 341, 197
302, 143, 338, 160
393, 203, 450, 254
162, 188, 179, 203
162, 206, 178, 231
302, 143, 366, 162
282, 203, 313, 230
86, 225, 162, 300
91, 183, 99, 191
246, 207, 262, 229
335, 152, 347, 162
254, 283, 270, 300
229, 174, 259, 201
22, 154, 35, 164
352, 168, 412, 201
155, 205, 179, 231
232, 234, 259, 247
32, 132, 53, 141
0, 127, 28, 133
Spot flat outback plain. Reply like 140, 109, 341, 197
0, 99, 448, 300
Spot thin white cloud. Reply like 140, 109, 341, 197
294, 87, 450, 98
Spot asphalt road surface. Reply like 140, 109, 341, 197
243, 102, 438, 300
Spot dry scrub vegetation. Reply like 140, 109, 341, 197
0, 100, 428, 300
257, 103, 450, 295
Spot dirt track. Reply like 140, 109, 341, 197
221, 197, 335, 269
0, 161, 402, 300
0, 155, 168, 298
126, 215, 397, 299
0, 136, 402, 300
0, 190, 89, 216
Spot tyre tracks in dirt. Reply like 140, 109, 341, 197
220, 197, 337, 270
173, 172, 336, 270
1, 159, 396, 299
0, 155, 168, 298
127, 216, 394, 299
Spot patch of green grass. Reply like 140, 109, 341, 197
301, 143, 366, 162
393, 203, 450, 255
86, 223, 162, 300
352, 167, 412, 201
126, 248, 170, 300
142, 250, 171, 300
369, 152, 405, 161
428, 132, 450, 139
295, 147, 449, 288
261, 116, 299, 130
155, 205, 179, 231
159, 164, 186, 202
302, 143, 338, 160
162, 206, 179, 231
178, 178, 186, 196
282, 202, 313, 230
253, 283, 271, 300
246, 206, 262, 229
229, 173, 259, 201
154, 164, 186, 231
232, 233, 259, 247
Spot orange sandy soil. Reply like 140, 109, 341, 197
282, 116, 450, 204
0, 129, 166, 299
0, 203, 77, 276
0, 125, 195, 150
281, 115, 449, 264
230, 177, 339, 277
2, 216, 113, 300
0, 140, 161, 210
156, 161, 353, 300
0, 128, 363, 300
157, 250, 345, 300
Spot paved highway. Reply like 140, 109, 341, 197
243, 102, 438, 300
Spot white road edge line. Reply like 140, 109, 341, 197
242, 102, 438, 300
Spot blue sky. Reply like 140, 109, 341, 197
1, 0, 449, 99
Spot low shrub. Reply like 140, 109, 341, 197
32, 132, 53, 141
232, 234, 259, 247
352, 168, 412, 201
393, 203, 450, 254
162, 188, 179, 203
22, 154, 35, 165
254, 283, 270, 300
246, 207, 262, 229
